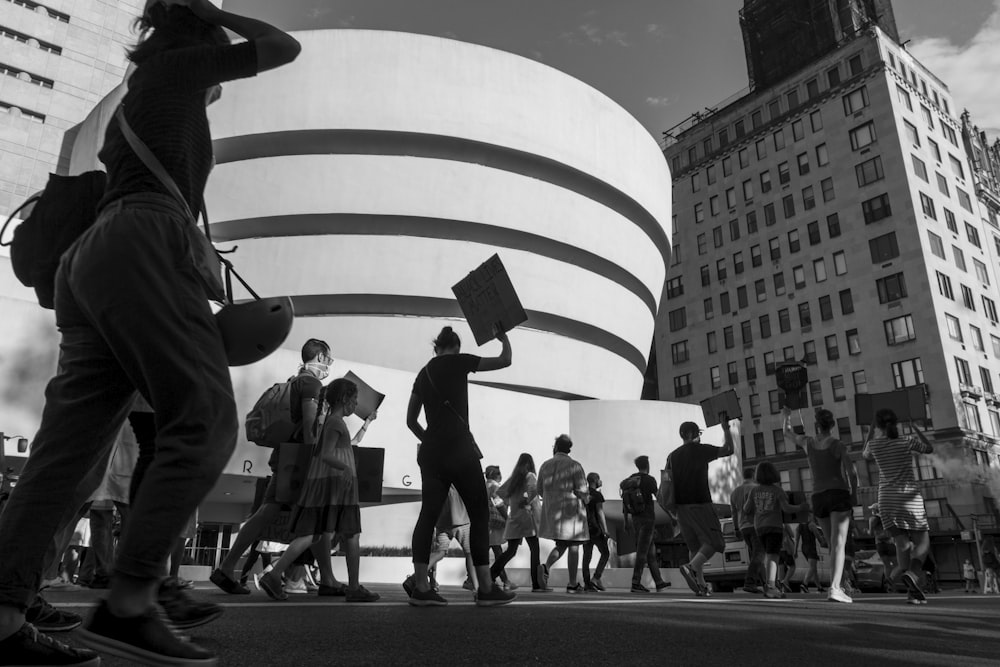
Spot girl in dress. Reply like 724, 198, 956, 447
485, 466, 516, 591
259, 379, 378, 602
489, 453, 545, 591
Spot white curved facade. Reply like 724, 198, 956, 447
205, 30, 672, 400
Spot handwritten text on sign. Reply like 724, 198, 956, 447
452, 254, 527, 346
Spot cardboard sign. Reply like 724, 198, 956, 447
274, 442, 312, 505
452, 254, 527, 346
354, 446, 385, 503
854, 385, 927, 425
700, 389, 742, 426
343, 371, 385, 421
776, 363, 809, 410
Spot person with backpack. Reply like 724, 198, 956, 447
582, 473, 610, 592
405, 325, 516, 607
742, 461, 808, 599
0, 2, 299, 665
622, 456, 670, 593
537, 435, 590, 593
729, 467, 764, 593
213, 339, 347, 598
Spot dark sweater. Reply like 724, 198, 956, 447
99, 42, 258, 215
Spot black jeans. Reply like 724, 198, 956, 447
632, 516, 663, 584
491, 537, 541, 588
412, 457, 490, 567
582, 535, 610, 584
0, 194, 237, 611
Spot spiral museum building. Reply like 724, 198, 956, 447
4, 31, 739, 556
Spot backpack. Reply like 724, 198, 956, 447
619, 474, 647, 516
1, 171, 107, 309
245, 380, 297, 447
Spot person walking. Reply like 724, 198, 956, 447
485, 466, 515, 591
729, 467, 764, 593
797, 512, 824, 593
777, 523, 797, 594
214, 339, 346, 598
0, 2, 300, 664
863, 408, 935, 605
489, 454, 545, 592
963, 558, 978, 593
405, 325, 515, 607
672, 417, 737, 596
582, 473, 610, 592
623, 457, 670, 593
258, 379, 379, 603
783, 407, 858, 604
742, 461, 807, 599
537, 435, 590, 593
404, 487, 478, 598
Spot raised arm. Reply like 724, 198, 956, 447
181, 0, 301, 72
719, 413, 736, 457
477, 325, 512, 372
782, 407, 807, 449
910, 421, 934, 454
862, 424, 875, 460
350, 411, 376, 446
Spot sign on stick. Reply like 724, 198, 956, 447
700, 389, 742, 427
775, 363, 809, 410
452, 254, 527, 346
854, 385, 927, 425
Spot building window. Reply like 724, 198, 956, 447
903, 119, 920, 147
869, 232, 899, 263
755, 279, 766, 302
828, 66, 841, 87
671, 340, 689, 364
747, 211, 758, 234
809, 379, 824, 406
741, 320, 753, 345
792, 119, 804, 141
946, 313, 963, 341
936, 271, 954, 300
760, 314, 771, 339
927, 231, 945, 259
746, 356, 757, 381
668, 307, 686, 331
734, 251, 745, 274
896, 84, 912, 110
726, 188, 736, 209
769, 390, 782, 414
723, 156, 733, 177
793, 265, 806, 289
803, 340, 817, 364
760, 171, 772, 194
839, 289, 854, 314
891, 358, 924, 388
833, 250, 847, 275
764, 351, 776, 374
842, 86, 869, 114
778, 162, 790, 185
697, 233, 707, 255
885, 315, 915, 345
955, 357, 973, 386
876, 273, 907, 303
846, 329, 861, 355
821, 177, 835, 202
751, 244, 762, 267
798, 302, 812, 328
935, 172, 949, 197
949, 154, 965, 179
707, 164, 717, 185
981, 366, 994, 393
856, 156, 884, 186
737, 285, 749, 309
849, 121, 876, 150
953, 246, 967, 273
720, 292, 731, 314
825, 334, 839, 360
704, 297, 714, 320
944, 208, 958, 233
862, 193, 892, 223
961, 284, 976, 311
724, 326, 735, 349
742, 179, 754, 201
773, 128, 785, 151
674, 374, 692, 398
816, 143, 829, 166
928, 138, 941, 162
728, 361, 739, 385
974, 259, 990, 286
984, 296, 999, 324
710, 196, 720, 216
814, 258, 827, 282
710, 366, 721, 390
819, 295, 833, 320
827, 212, 841, 237
810, 109, 823, 132
778, 308, 791, 333
807, 221, 821, 245
707, 331, 717, 354
831, 375, 846, 402
970, 325, 985, 352
797, 152, 810, 176
787, 228, 800, 252
764, 202, 776, 227
919, 192, 936, 219
713, 226, 724, 248
848, 54, 863, 76
853, 370, 867, 394
756, 138, 767, 160
769, 237, 781, 261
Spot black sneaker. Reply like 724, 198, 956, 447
158, 578, 224, 630
631, 582, 650, 593
901, 572, 927, 603
25, 595, 82, 632
402, 575, 415, 597
475, 587, 516, 607
408, 588, 448, 607
77, 599, 216, 665
655, 581, 671, 591
566, 583, 583, 594
209, 569, 249, 595
0, 623, 99, 666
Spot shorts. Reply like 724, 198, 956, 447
433, 523, 471, 555
811, 489, 852, 519
676, 503, 724, 556
778, 550, 796, 567
759, 531, 783, 555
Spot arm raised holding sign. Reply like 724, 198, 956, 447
477, 323, 512, 372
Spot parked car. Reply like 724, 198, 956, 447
854, 549, 891, 592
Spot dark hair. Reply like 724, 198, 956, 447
484, 465, 501, 481
743, 467, 755, 480
875, 408, 899, 439
634, 455, 649, 471
754, 460, 780, 486
324, 378, 358, 411
815, 409, 836, 432
508, 453, 536, 498
301, 338, 331, 363
554, 434, 573, 454
129, 4, 229, 64
432, 326, 461, 353
586, 472, 600, 487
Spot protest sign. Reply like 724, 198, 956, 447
452, 254, 527, 346
854, 385, 927, 424
343, 371, 385, 421
700, 389, 742, 426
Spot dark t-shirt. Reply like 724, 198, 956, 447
629, 472, 658, 520
586, 489, 606, 536
412, 354, 481, 462
671, 442, 724, 505
267, 372, 323, 470
99, 42, 259, 215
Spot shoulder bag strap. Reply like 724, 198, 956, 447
1, 193, 43, 247
423, 364, 469, 428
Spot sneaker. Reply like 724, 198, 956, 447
799, 583, 811, 594
631, 582, 650, 593
318, 583, 347, 597
475, 587, 516, 607
537, 564, 549, 589
345, 585, 380, 602
700, 584, 713, 598
78, 600, 216, 665
584, 582, 600, 592
531, 586, 554, 593
656, 581, 671, 591
743, 584, 763, 594
778, 581, 792, 594
763, 586, 784, 599
408, 588, 448, 607
906, 591, 928, 605
252, 573, 262, 592
41, 578, 81, 593
827, 586, 853, 604
283, 578, 309, 595
0, 623, 100, 666
503, 581, 519, 591
209, 568, 249, 595
901, 572, 926, 603
591, 577, 606, 592
566, 583, 584, 594
462, 579, 476, 592
402, 575, 415, 598
25, 595, 82, 632
678, 564, 700, 594
158, 578, 224, 630
428, 573, 439, 592
258, 573, 288, 601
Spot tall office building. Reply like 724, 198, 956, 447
658, 0, 999, 575
0, 0, 141, 214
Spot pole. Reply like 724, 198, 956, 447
972, 515, 986, 593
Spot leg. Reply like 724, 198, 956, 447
582, 541, 594, 585
764, 554, 778, 588
239, 548, 261, 585
545, 542, 566, 569
490, 545, 509, 584
168, 538, 186, 579
448, 461, 492, 592
490, 539, 521, 582
88, 508, 116, 585
311, 534, 342, 588
824, 511, 851, 592
126, 411, 157, 506
526, 537, 541, 589
343, 534, 361, 590
781, 555, 795, 588
219, 502, 282, 574
632, 520, 655, 585
594, 538, 610, 580
410, 467, 451, 593
266, 535, 317, 582
567, 545, 579, 586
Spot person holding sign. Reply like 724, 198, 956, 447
406, 326, 516, 607
862, 408, 934, 605
783, 407, 858, 603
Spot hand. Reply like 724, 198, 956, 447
718, 410, 729, 424
493, 322, 508, 342
781, 406, 792, 418
366, 410, 378, 423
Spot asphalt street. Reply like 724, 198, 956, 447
45, 585, 1000, 666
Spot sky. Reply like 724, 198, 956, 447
226, 0, 1000, 142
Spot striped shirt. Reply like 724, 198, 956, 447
863, 436, 932, 488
